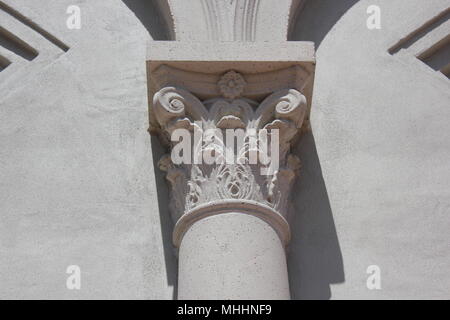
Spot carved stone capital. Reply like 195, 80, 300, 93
147, 42, 315, 247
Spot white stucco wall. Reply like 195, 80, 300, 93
289, 0, 450, 299
0, 0, 175, 299
0, 0, 448, 299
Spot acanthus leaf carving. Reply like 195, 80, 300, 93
149, 65, 315, 249
152, 71, 307, 225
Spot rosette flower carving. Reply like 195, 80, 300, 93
218, 71, 247, 99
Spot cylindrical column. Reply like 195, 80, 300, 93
151, 81, 310, 300
177, 211, 290, 300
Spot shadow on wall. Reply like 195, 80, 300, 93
289, 0, 360, 46
288, 132, 345, 300
287, 0, 358, 300
150, 135, 178, 299
122, 0, 174, 40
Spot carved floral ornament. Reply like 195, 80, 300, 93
217, 71, 247, 99
151, 69, 308, 247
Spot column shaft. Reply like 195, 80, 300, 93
177, 213, 290, 300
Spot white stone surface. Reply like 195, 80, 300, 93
289, 0, 450, 299
167, 0, 304, 41
0, 0, 174, 299
178, 213, 290, 300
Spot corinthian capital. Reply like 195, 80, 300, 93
147, 42, 315, 247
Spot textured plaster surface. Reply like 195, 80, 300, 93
178, 213, 290, 300
168, 0, 302, 41
289, 0, 450, 299
0, 0, 174, 299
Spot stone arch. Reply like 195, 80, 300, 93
288, 0, 360, 45
166, 0, 305, 41
122, 0, 175, 40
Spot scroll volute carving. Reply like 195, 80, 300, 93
151, 69, 307, 228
